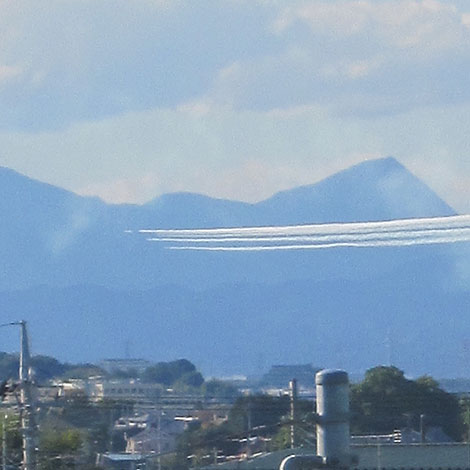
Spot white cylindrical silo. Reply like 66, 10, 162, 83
315, 369, 350, 465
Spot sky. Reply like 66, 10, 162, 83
0, 0, 469, 212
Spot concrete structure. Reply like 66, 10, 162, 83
315, 369, 351, 465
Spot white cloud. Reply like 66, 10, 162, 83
276, 0, 467, 52
0, 0, 468, 128
321, 57, 384, 80
78, 173, 162, 205
0, 65, 23, 83
199, 0, 470, 117
463, 13, 470, 28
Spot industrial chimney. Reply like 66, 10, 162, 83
280, 369, 356, 470
315, 369, 350, 466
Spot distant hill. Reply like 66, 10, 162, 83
0, 158, 467, 378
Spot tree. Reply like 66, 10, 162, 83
142, 359, 204, 388
40, 428, 83, 454
175, 371, 204, 388
0, 351, 105, 383
38, 427, 84, 470
0, 414, 22, 468
172, 393, 311, 468
201, 379, 239, 399
0, 352, 20, 381
351, 366, 463, 440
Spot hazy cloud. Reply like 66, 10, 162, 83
1, 0, 470, 126
0, 0, 468, 213
0, 0, 278, 130
275, 1, 467, 51
201, 0, 470, 116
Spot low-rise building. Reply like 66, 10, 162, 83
87, 379, 163, 402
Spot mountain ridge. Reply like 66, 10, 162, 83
0, 156, 460, 290
0, 157, 456, 220
0, 158, 467, 377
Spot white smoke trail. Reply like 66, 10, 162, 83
165, 234, 470, 251
140, 215, 470, 237
139, 214, 470, 251
148, 227, 470, 244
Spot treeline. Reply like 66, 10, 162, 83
0, 352, 103, 383
351, 366, 463, 441
112, 359, 204, 389
0, 352, 239, 396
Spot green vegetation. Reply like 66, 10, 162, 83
142, 359, 204, 388
350, 366, 464, 440
0, 352, 205, 391
201, 379, 239, 399
35, 396, 133, 469
169, 394, 314, 470
39, 427, 84, 470
0, 352, 104, 383
0, 414, 22, 468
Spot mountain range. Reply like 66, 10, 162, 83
0, 157, 468, 378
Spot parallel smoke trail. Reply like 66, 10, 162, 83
166, 235, 470, 251
149, 227, 470, 244
140, 215, 470, 237
139, 214, 470, 251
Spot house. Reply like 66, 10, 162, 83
125, 416, 186, 454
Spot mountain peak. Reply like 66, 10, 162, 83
320, 156, 407, 184
258, 157, 456, 224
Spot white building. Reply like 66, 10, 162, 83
87, 379, 163, 402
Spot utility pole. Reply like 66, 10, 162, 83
377, 442, 382, 470
0, 321, 36, 470
466, 396, 470, 468
19, 321, 36, 470
420, 414, 426, 443
385, 327, 393, 366
2, 414, 6, 470
157, 411, 161, 470
289, 379, 297, 448
246, 399, 252, 458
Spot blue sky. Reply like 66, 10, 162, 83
0, 0, 469, 211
